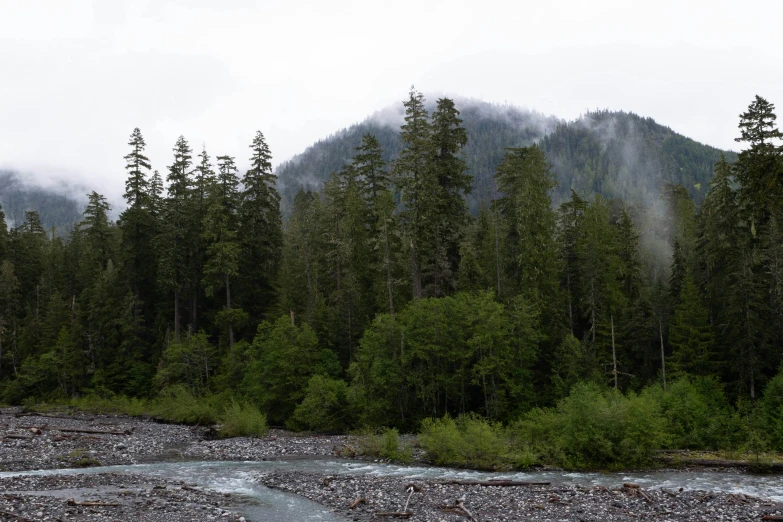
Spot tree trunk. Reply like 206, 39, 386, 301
611, 314, 618, 389
0, 334, 3, 381
659, 318, 667, 392
174, 291, 181, 343
225, 273, 234, 351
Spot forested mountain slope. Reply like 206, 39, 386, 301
0, 170, 83, 232
276, 99, 735, 213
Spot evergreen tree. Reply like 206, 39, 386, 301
81, 192, 113, 270
668, 272, 715, 377
0, 203, 8, 261
495, 146, 560, 306
734, 95, 783, 215
158, 136, 193, 342
202, 155, 244, 351
119, 128, 156, 301
425, 97, 471, 296
238, 131, 282, 322
354, 134, 390, 215
393, 87, 433, 299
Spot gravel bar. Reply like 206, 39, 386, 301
259, 471, 783, 521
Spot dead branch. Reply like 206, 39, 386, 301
56, 427, 130, 436
375, 512, 412, 518
0, 509, 35, 521
2, 434, 33, 440
457, 499, 478, 522
349, 497, 366, 509
440, 479, 550, 487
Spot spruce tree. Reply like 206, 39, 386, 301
668, 272, 715, 377
202, 155, 243, 350
119, 128, 156, 300
495, 145, 560, 304
392, 87, 433, 299
0, 203, 7, 261
81, 192, 113, 270
239, 131, 283, 322
735, 95, 783, 215
158, 136, 193, 342
426, 97, 471, 296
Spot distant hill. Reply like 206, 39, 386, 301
0, 170, 84, 232
275, 99, 736, 213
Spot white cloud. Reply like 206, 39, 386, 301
0, 0, 781, 204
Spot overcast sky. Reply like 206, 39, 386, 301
1, 0, 782, 203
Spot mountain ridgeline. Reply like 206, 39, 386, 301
0, 170, 83, 233
276, 100, 735, 213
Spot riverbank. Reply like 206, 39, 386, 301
2, 408, 783, 521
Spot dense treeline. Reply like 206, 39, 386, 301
0, 91, 781, 456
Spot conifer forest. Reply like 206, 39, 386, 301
1, 91, 783, 463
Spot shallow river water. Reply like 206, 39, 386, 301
2, 459, 782, 520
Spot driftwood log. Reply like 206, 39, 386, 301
56, 427, 130, 436
457, 499, 479, 521
375, 512, 412, 518
66, 499, 121, 507
349, 497, 366, 509
440, 479, 550, 487
0, 509, 35, 521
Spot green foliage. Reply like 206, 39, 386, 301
288, 375, 350, 432
154, 331, 218, 394
353, 427, 412, 463
761, 369, 783, 450
243, 315, 340, 424
218, 400, 268, 438
419, 414, 525, 470
149, 385, 219, 425
516, 382, 668, 468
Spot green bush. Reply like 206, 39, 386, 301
287, 375, 349, 432
419, 414, 520, 470
354, 427, 413, 463
218, 400, 268, 438
761, 369, 783, 451
515, 382, 668, 468
149, 385, 219, 425
657, 376, 744, 450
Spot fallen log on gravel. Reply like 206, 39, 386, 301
440, 479, 550, 487
375, 512, 412, 518
2, 434, 33, 440
67, 499, 121, 507
0, 509, 35, 521
761, 517, 783, 521
56, 427, 130, 436
656, 456, 783, 472
349, 497, 366, 509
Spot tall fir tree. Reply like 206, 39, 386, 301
158, 136, 193, 342
238, 131, 283, 322
392, 87, 433, 299
667, 272, 716, 377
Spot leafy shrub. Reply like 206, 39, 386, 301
419, 414, 520, 470
656, 376, 744, 450
761, 369, 783, 451
218, 400, 268, 438
149, 385, 219, 425
515, 382, 668, 468
288, 375, 349, 432
353, 427, 413, 463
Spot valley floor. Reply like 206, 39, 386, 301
0, 408, 782, 521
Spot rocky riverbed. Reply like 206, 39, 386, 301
0, 473, 247, 521
0, 407, 347, 472
2, 408, 783, 521
260, 471, 783, 521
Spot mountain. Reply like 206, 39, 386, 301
275, 99, 736, 213
0, 170, 84, 232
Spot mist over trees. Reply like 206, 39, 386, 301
0, 91, 782, 454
